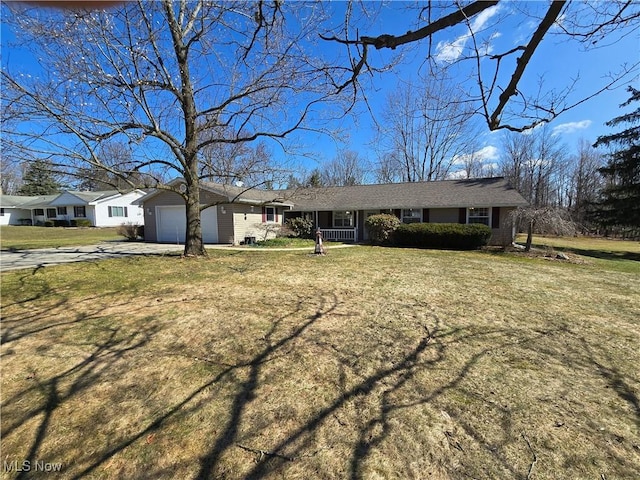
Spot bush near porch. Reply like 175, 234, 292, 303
394, 223, 492, 250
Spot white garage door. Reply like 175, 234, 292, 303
156, 206, 218, 244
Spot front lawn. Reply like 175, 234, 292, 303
1, 244, 638, 479
0, 226, 122, 250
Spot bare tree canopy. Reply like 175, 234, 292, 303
375, 74, 480, 182
321, 150, 368, 186
323, 0, 640, 132
1, 1, 358, 255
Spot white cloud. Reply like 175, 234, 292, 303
452, 145, 499, 165
435, 4, 503, 62
475, 145, 499, 161
552, 120, 592, 136
435, 36, 468, 62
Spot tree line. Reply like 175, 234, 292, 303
2, 1, 638, 255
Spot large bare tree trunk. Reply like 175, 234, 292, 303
184, 180, 206, 257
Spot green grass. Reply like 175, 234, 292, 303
254, 237, 316, 248
0, 226, 122, 250
1, 240, 638, 479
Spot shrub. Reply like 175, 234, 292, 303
365, 214, 401, 245
70, 219, 91, 227
53, 219, 70, 227
43, 220, 54, 227
117, 222, 142, 241
285, 217, 314, 239
393, 223, 492, 250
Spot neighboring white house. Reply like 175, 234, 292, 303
0, 195, 56, 226
0, 190, 146, 227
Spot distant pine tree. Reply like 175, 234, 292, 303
17, 160, 62, 196
589, 86, 640, 236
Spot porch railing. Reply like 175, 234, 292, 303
320, 228, 356, 242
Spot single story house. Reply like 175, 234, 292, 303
138, 177, 527, 246
0, 190, 146, 227
136, 180, 293, 244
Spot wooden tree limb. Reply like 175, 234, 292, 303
488, 1, 566, 130
359, 1, 499, 50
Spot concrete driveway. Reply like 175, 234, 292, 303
0, 242, 184, 272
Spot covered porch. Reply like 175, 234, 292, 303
284, 209, 383, 243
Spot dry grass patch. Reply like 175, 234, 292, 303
1, 246, 639, 479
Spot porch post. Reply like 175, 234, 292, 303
355, 210, 359, 243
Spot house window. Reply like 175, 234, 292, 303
468, 207, 490, 226
46, 208, 57, 218
74, 206, 86, 218
34, 209, 45, 216
402, 209, 421, 224
57, 206, 67, 216
333, 211, 354, 228
108, 206, 128, 217
0, 208, 4, 216
265, 207, 275, 222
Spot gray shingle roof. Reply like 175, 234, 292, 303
136, 177, 527, 210
285, 177, 528, 210
0, 194, 58, 208
201, 181, 293, 205
68, 191, 121, 203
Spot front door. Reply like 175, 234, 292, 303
362, 210, 380, 241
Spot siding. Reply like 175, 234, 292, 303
142, 191, 185, 242
489, 206, 516, 246
429, 208, 459, 223
94, 192, 145, 227
233, 205, 261, 244
216, 204, 234, 244
0, 208, 32, 226
143, 190, 228, 242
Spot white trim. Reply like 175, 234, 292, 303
333, 210, 354, 228
467, 207, 491, 226
401, 208, 422, 224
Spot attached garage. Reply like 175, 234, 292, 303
156, 206, 218, 244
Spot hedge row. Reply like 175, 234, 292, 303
43, 219, 92, 227
393, 223, 492, 250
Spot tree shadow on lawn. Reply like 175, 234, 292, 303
1, 303, 159, 480
528, 242, 640, 262
3, 283, 638, 479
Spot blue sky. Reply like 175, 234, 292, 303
303, 1, 639, 176
2, 1, 638, 182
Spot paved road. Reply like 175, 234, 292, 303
0, 242, 184, 272
0, 242, 359, 272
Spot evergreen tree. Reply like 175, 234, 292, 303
590, 87, 640, 236
17, 160, 62, 196
305, 169, 324, 188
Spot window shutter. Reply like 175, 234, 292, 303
459, 208, 466, 224
108, 206, 113, 217
422, 208, 430, 223
275, 208, 278, 223
124, 207, 128, 218
492, 207, 500, 229
262, 207, 266, 223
